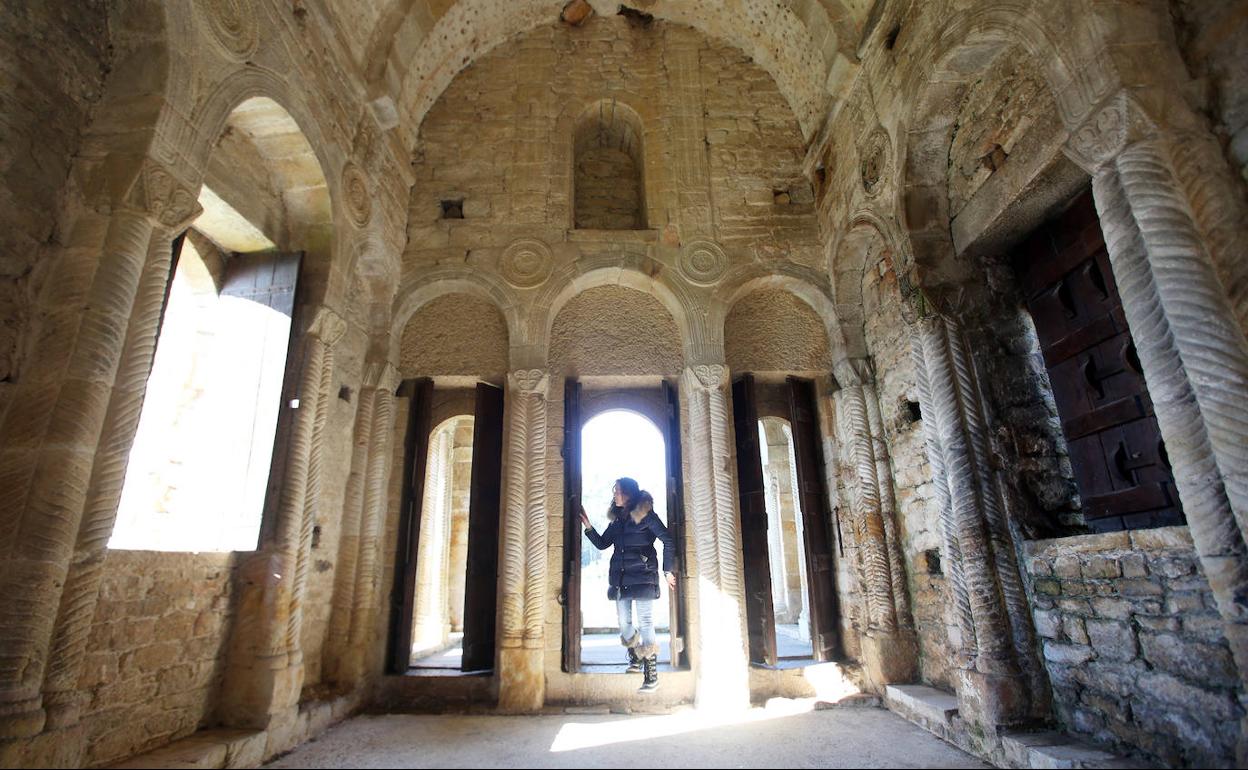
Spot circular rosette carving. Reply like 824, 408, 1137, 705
860, 127, 891, 197
342, 163, 372, 228
198, 0, 260, 61
500, 239, 553, 289
678, 240, 728, 286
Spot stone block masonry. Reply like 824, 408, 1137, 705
1024, 527, 1244, 767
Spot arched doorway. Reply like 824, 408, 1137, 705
577, 409, 671, 669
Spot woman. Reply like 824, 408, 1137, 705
581, 478, 677, 692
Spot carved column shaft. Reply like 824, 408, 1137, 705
1092, 144, 1248, 674
863, 384, 913, 630
497, 369, 549, 712
40, 229, 175, 728
916, 316, 1014, 668
0, 206, 158, 736
837, 384, 896, 633
680, 364, 749, 710
324, 385, 376, 683
346, 379, 396, 671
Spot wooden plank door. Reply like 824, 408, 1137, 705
1013, 189, 1183, 532
731, 373, 777, 666
561, 378, 583, 673
387, 377, 433, 673
461, 383, 504, 672
787, 376, 841, 662
662, 379, 688, 669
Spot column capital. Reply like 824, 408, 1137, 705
308, 307, 348, 349
684, 363, 729, 390
363, 359, 400, 393
122, 158, 202, 229
1061, 89, 1203, 174
508, 368, 550, 397
833, 357, 874, 390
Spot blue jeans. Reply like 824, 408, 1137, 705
617, 598, 655, 648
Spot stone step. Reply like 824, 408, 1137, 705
1002, 731, 1153, 770
884, 684, 959, 728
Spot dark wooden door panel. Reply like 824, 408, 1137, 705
787, 376, 841, 663
1013, 189, 1183, 532
662, 379, 688, 669
461, 383, 504, 672
388, 378, 433, 673
562, 378, 583, 673
731, 374, 777, 666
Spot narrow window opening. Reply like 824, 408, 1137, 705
924, 549, 942, 575
906, 400, 922, 423
440, 199, 464, 219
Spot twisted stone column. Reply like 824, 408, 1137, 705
343, 367, 397, 682
680, 363, 750, 710
913, 314, 1029, 724
1070, 105, 1248, 693
0, 160, 197, 739
497, 369, 549, 712
40, 230, 178, 730
219, 308, 346, 728
833, 372, 917, 685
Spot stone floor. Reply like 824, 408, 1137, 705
264, 706, 988, 768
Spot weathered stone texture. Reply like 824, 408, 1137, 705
78, 551, 236, 767
1025, 528, 1244, 767
549, 285, 682, 376
399, 293, 510, 380
725, 289, 832, 373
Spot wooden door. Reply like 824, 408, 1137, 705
787, 376, 841, 662
387, 377, 433, 673
461, 383, 504, 672
662, 379, 688, 669
1013, 190, 1183, 532
561, 378, 583, 672
731, 373, 777, 666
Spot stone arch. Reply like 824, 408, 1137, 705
390, 267, 521, 365
712, 266, 838, 373
723, 284, 834, 375
384, 0, 837, 150
830, 213, 907, 364
572, 99, 648, 230
896, 4, 1099, 298
530, 264, 694, 360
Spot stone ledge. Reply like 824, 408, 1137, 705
884, 684, 959, 727
1026, 527, 1192, 559
109, 728, 264, 769
1001, 730, 1152, 769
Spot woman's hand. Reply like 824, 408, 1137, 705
579, 506, 591, 531
665, 572, 677, 589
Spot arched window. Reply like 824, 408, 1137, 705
573, 100, 646, 230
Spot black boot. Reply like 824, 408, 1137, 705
626, 646, 642, 674
639, 652, 659, 692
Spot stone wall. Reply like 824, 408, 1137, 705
0, 0, 110, 417
574, 146, 644, 230
1173, 0, 1248, 185
78, 551, 237, 767
1026, 527, 1244, 767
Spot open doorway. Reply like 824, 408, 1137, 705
408, 415, 474, 670
759, 417, 814, 661
733, 374, 840, 667
562, 380, 688, 674
390, 381, 504, 675
578, 410, 671, 670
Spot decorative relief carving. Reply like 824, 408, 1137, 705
678, 240, 728, 286
342, 163, 372, 228
134, 161, 200, 228
691, 363, 727, 389
500, 239, 554, 289
509, 368, 550, 395
197, 0, 260, 61
859, 127, 891, 197
309, 308, 348, 348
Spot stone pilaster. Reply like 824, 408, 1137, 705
680, 363, 750, 711
497, 368, 549, 712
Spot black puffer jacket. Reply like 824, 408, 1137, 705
585, 507, 676, 601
